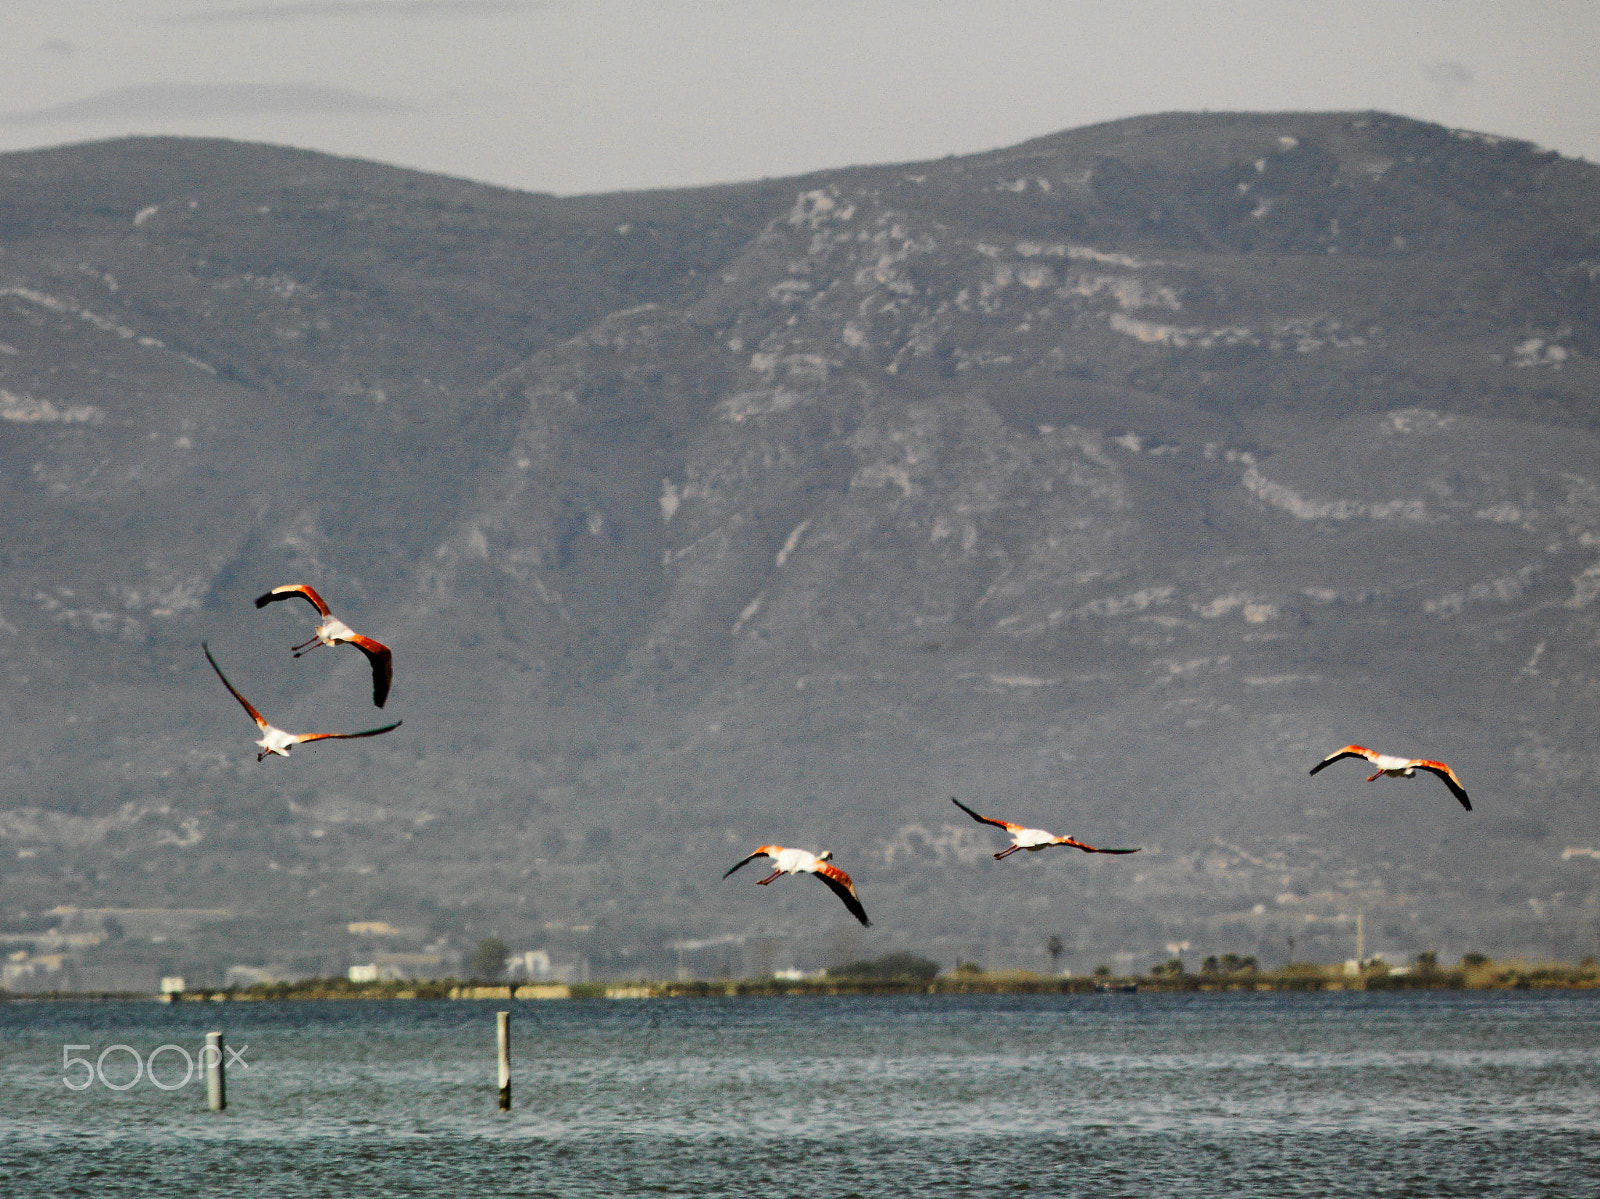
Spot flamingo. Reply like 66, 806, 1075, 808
722, 846, 870, 926
204, 643, 401, 762
254, 583, 393, 707
1308, 745, 1471, 810
951, 797, 1141, 859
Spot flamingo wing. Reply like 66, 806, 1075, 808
1413, 760, 1471, 811
254, 583, 332, 617
722, 846, 779, 879
951, 796, 1020, 832
1309, 745, 1376, 776
203, 643, 268, 730
347, 634, 394, 708
812, 861, 871, 927
296, 720, 402, 745
1053, 835, 1141, 855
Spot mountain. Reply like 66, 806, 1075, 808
2, 112, 1598, 989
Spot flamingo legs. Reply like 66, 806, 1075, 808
292, 637, 326, 657
757, 869, 783, 885
994, 845, 1021, 860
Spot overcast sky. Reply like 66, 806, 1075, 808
2, 1, 1596, 196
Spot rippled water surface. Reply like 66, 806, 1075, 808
2, 990, 1596, 1195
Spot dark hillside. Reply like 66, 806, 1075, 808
2, 114, 1598, 990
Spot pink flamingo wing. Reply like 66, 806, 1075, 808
1413, 760, 1472, 811
723, 846, 780, 879
296, 720, 402, 745
203, 643, 268, 730
254, 583, 332, 617
347, 634, 394, 708
1054, 835, 1141, 855
813, 862, 871, 927
1309, 745, 1375, 776
951, 796, 1020, 832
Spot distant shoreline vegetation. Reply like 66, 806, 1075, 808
4, 953, 1598, 1002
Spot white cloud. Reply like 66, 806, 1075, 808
164, 0, 544, 23
0, 82, 416, 126
1423, 59, 1475, 101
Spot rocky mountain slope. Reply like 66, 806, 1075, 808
2, 112, 1598, 987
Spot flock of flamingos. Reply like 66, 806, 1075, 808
206, 583, 1473, 931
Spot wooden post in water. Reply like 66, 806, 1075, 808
496, 1010, 511, 1111
205, 1030, 226, 1111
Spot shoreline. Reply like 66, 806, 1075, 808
6, 959, 1597, 1002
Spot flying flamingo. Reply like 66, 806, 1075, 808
1308, 745, 1471, 810
722, 846, 871, 926
951, 797, 1142, 859
204, 643, 401, 762
254, 583, 393, 707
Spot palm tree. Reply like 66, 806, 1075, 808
1047, 935, 1064, 973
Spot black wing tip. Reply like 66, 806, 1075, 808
840, 894, 872, 928
355, 641, 393, 707
1417, 764, 1472, 810
815, 873, 871, 926
253, 593, 272, 608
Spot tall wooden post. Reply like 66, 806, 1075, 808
496, 1010, 511, 1111
205, 1030, 226, 1111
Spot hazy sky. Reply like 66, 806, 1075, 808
2, 1, 1596, 196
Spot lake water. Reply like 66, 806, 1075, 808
1, 990, 1596, 1196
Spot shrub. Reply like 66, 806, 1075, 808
831, 952, 940, 982
470, 936, 509, 980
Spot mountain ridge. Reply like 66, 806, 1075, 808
1, 111, 1597, 989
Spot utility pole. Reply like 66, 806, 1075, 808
205, 1031, 226, 1112
496, 1011, 511, 1111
